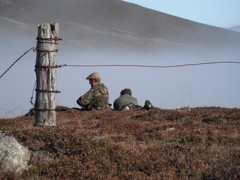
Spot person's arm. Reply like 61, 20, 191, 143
78, 89, 94, 107
113, 99, 119, 110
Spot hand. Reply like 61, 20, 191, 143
76, 96, 82, 106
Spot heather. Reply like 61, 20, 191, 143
0, 107, 240, 179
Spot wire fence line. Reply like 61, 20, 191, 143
59, 61, 240, 68
1, 47, 240, 80
0, 107, 22, 118
0, 47, 34, 79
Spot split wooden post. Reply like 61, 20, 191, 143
34, 23, 61, 126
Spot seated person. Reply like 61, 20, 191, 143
76, 72, 110, 111
113, 88, 140, 111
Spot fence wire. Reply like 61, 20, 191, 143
59, 61, 240, 69
1, 47, 240, 80
0, 47, 34, 79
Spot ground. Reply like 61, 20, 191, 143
0, 106, 240, 179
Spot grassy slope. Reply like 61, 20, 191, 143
0, 107, 240, 179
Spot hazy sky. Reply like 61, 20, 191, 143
123, 0, 240, 28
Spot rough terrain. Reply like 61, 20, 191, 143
0, 106, 239, 179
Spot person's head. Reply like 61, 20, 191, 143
86, 72, 101, 86
120, 88, 132, 96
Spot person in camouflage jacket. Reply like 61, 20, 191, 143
77, 72, 110, 111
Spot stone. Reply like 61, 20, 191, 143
0, 132, 30, 173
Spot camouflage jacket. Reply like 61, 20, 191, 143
113, 94, 138, 110
77, 83, 110, 111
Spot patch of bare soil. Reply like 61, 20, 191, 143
0, 107, 240, 179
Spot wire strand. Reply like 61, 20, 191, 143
0, 47, 34, 79
59, 61, 240, 68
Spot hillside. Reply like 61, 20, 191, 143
0, 107, 240, 179
230, 25, 240, 32
1, 0, 240, 51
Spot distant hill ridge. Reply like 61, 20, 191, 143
1, 0, 240, 50
230, 25, 240, 32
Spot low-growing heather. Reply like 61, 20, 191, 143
0, 107, 239, 179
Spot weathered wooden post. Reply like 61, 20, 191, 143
34, 23, 61, 126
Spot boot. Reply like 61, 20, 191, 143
143, 100, 154, 110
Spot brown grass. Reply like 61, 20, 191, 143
0, 107, 240, 179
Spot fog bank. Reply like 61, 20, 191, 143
1, 36, 240, 117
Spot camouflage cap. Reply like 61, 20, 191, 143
120, 88, 132, 96
86, 72, 101, 80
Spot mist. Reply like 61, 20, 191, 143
57, 48, 240, 108
1, 31, 240, 118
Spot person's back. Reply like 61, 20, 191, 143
80, 83, 110, 110
113, 88, 138, 111
77, 72, 110, 111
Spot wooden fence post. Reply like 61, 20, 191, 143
34, 23, 61, 126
